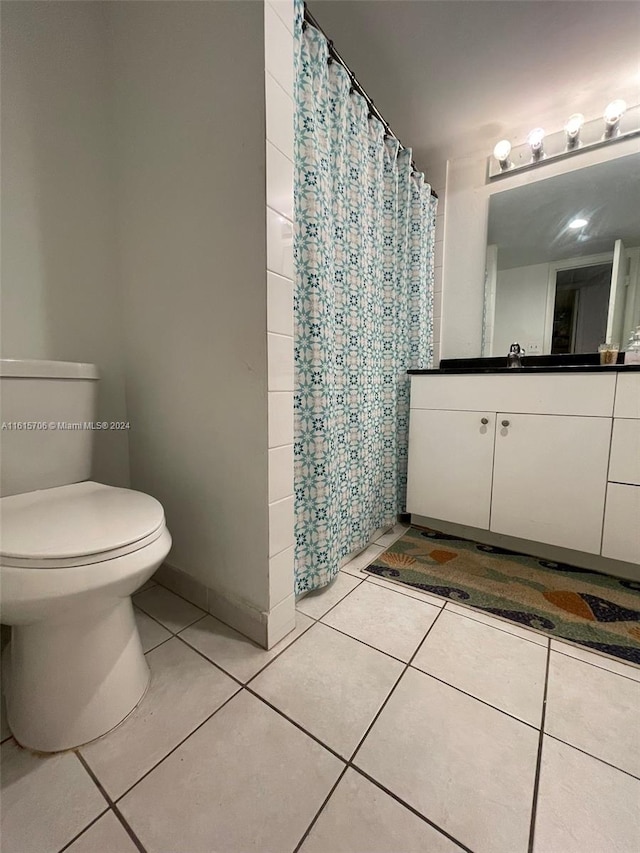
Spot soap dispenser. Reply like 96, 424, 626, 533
508, 342, 524, 369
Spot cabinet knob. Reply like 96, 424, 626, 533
481, 417, 489, 425
501, 419, 510, 427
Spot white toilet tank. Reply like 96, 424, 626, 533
0, 359, 99, 497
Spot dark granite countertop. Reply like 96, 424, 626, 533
408, 354, 640, 375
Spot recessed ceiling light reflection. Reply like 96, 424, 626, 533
569, 218, 588, 229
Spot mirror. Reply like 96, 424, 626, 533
483, 152, 640, 357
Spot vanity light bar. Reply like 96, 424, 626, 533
488, 102, 640, 180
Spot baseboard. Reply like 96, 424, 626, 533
153, 563, 208, 610
154, 561, 296, 650
411, 515, 640, 582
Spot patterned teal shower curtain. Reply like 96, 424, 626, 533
293, 18, 437, 595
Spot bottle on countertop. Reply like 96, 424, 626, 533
508, 342, 524, 369
625, 327, 640, 364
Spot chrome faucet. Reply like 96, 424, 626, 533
508, 342, 524, 368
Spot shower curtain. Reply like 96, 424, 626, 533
293, 18, 437, 595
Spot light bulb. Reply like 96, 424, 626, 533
564, 113, 584, 149
493, 139, 512, 170
603, 99, 627, 138
569, 218, 588, 229
527, 127, 545, 160
604, 99, 627, 125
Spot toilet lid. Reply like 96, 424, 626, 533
0, 481, 166, 562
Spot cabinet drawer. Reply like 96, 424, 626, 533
602, 483, 640, 564
614, 373, 640, 418
609, 419, 640, 485
410, 373, 615, 417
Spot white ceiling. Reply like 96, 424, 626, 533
308, 1, 640, 169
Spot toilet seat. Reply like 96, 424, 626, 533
0, 481, 166, 569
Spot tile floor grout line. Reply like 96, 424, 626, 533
291, 765, 350, 853
550, 646, 640, 683
141, 577, 205, 613
243, 621, 317, 688
74, 751, 114, 807
317, 620, 412, 666
363, 574, 446, 608
544, 732, 640, 782
243, 685, 347, 763
439, 599, 548, 648
74, 753, 147, 852
347, 604, 447, 764
349, 765, 473, 853
142, 633, 174, 656
363, 575, 548, 649
295, 605, 545, 736
132, 603, 175, 636
112, 687, 243, 804
173, 633, 248, 689
296, 575, 367, 622
110, 803, 147, 853
175, 614, 315, 691
527, 639, 551, 853
56, 806, 111, 853
412, 668, 542, 732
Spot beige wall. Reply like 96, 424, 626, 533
111, 1, 272, 619
1, 1, 130, 486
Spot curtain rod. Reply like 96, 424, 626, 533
302, 2, 438, 200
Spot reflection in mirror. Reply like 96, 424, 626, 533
483, 153, 640, 357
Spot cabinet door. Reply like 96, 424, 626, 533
407, 409, 495, 529
490, 414, 611, 553
602, 483, 640, 564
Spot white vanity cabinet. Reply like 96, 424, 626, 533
490, 413, 611, 553
602, 374, 640, 564
406, 409, 495, 529
407, 371, 640, 567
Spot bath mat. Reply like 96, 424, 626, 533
365, 526, 640, 666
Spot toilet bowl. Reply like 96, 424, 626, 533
0, 359, 172, 752
1, 481, 172, 752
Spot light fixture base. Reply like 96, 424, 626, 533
488, 103, 640, 181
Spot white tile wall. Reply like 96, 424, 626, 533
266, 593, 297, 647
268, 333, 294, 391
269, 545, 295, 606
268, 445, 294, 503
265, 0, 295, 635
269, 496, 295, 557
266, 207, 294, 278
268, 391, 294, 447
267, 142, 294, 221
267, 0, 294, 34
267, 271, 293, 336
264, 3, 294, 97
265, 73, 294, 160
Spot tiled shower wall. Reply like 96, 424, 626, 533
265, 0, 296, 644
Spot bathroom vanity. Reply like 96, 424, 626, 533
406, 364, 640, 574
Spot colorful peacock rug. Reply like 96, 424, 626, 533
365, 526, 640, 666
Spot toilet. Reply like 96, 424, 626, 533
0, 359, 172, 752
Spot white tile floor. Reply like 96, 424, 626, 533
2, 523, 639, 853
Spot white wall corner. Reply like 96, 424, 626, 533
266, 594, 296, 648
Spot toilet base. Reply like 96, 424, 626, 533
4, 596, 150, 753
